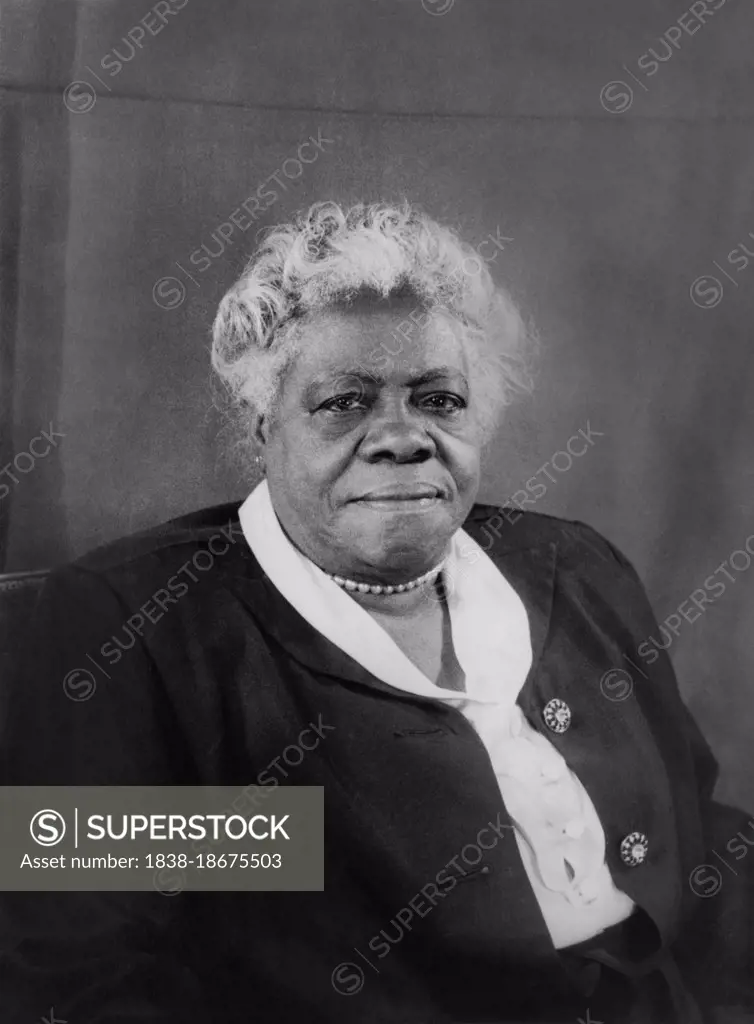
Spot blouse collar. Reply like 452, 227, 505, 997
238, 480, 533, 708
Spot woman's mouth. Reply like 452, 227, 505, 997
352, 487, 445, 512
355, 496, 443, 511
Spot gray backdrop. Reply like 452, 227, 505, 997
1, 0, 752, 809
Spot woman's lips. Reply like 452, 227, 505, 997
352, 495, 444, 511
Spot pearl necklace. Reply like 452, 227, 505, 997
325, 559, 446, 596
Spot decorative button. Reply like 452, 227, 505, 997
620, 831, 649, 866
543, 698, 571, 734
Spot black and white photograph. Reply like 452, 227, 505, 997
0, 1, 753, 1021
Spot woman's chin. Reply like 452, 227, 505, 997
359, 524, 454, 579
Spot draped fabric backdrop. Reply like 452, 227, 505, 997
1, 0, 753, 809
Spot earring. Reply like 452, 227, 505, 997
253, 452, 266, 474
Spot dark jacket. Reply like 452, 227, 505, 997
0, 501, 751, 1024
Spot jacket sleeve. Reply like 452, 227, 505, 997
0, 564, 216, 1023
585, 524, 754, 1012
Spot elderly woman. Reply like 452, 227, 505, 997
0, 202, 751, 1024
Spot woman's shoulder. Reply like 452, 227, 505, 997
464, 502, 655, 643
44, 500, 254, 607
464, 501, 637, 576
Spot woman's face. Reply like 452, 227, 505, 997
258, 294, 484, 582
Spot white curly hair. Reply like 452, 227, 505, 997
211, 200, 534, 451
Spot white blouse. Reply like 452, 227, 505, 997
239, 481, 635, 948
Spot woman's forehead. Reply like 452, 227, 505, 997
293, 302, 468, 377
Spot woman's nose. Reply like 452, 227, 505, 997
359, 411, 437, 463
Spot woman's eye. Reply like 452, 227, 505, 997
320, 394, 366, 413
420, 393, 466, 413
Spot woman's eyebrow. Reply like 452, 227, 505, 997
407, 367, 467, 387
305, 366, 467, 396
303, 372, 379, 403
306, 370, 382, 391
